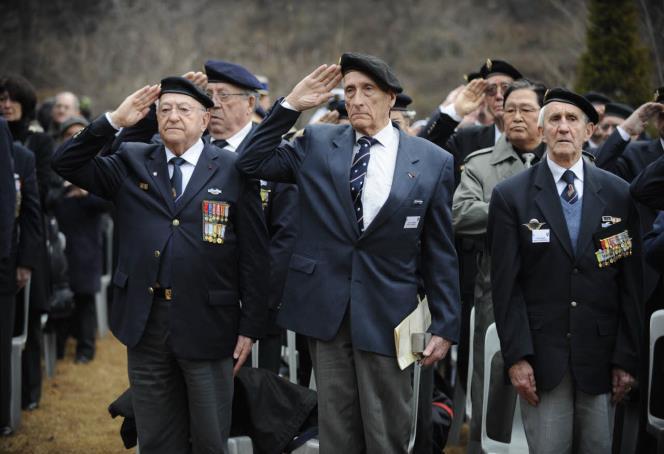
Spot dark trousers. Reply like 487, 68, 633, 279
257, 331, 282, 374
127, 298, 234, 454
55, 292, 96, 359
21, 306, 42, 407
0, 293, 15, 427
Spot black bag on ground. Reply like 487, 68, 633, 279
432, 389, 454, 453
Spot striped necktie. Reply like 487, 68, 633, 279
560, 169, 578, 204
350, 136, 378, 231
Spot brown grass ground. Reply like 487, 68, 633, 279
0, 334, 469, 453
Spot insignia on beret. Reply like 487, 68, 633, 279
486, 59, 492, 71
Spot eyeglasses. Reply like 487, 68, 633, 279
206, 90, 250, 103
485, 83, 510, 97
157, 104, 206, 117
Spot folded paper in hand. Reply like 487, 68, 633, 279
394, 296, 431, 370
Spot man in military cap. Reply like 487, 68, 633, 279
488, 88, 641, 453
236, 53, 460, 453
53, 77, 269, 454
390, 92, 415, 134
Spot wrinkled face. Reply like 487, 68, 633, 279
596, 115, 623, 143
541, 101, 593, 165
503, 89, 541, 145
206, 82, 254, 139
484, 74, 514, 119
343, 71, 396, 136
0, 92, 22, 121
157, 93, 210, 154
52, 93, 80, 125
62, 123, 85, 142
390, 110, 411, 132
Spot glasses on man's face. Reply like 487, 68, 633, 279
157, 104, 206, 118
206, 89, 249, 103
485, 83, 510, 97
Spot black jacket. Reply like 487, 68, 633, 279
0, 119, 15, 260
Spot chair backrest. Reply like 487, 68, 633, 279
12, 277, 31, 347
466, 306, 475, 419
648, 310, 664, 431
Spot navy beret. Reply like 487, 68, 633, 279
160, 76, 213, 108
480, 59, 522, 80
544, 87, 599, 124
604, 102, 633, 119
340, 52, 403, 94
392, 93, 412, 111
654, 86, 664, 103
583, 91, 612, 105
204, 60, 263, 91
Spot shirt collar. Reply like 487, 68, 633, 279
354, 121, 397, 148
546, 153, 584, 184
223, 121, 254, 152
660, 138, 664, 151
494, 124, 502, 144
164, 138, 204, 166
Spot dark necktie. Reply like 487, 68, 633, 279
350, 136, 378, 231
169, 157, 186, 199
214, 139, 229, 150
560, 169, 578, 204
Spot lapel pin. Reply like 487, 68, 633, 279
139, 182, 149, 191
407, 172, 416, 179
523, 218, 546, 231
152, 171, 158, 176
207, 188, 222, 195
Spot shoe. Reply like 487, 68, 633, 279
75, 355, 92, 364
24, 401, 38, 411
0, 426, 13, 437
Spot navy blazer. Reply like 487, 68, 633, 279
645, 212, 664, 272
488, 160, 642, 393
236, 102, 460, 357
0, 119, 15, 260
13, 143, 43, 273
52, 115, 269, 360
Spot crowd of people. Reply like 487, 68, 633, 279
0, 52, 663, 454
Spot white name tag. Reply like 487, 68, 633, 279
532, 229, 550, 243
404, 216, 420, 229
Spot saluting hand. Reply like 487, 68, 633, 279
509, 359, 539, 406
232, 335, 254, 376
421, 335, 452, 367
453, 78, 488, 117
285, 64, 343, 112
621, 102, 664, 137
182, 71, 208, 91
108, 84, 161, 129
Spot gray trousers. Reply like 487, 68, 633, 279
309, 314, 412, 454
127, 298, 234, 454
520, 371, 614, 454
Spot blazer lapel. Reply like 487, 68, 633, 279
145, 146, 176, 212
361, 130, 419, 237
174, 145, 218, 214
329, 126, 361, 237
576, 163, 605, 257
533, 161, 574, 260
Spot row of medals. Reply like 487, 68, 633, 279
595, 230, 632, 268
203, 201, 229, 244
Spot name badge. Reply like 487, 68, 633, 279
532, 229, 550, 243
404, 216, 420, 229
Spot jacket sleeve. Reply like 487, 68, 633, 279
594, 129, 630, 175
0, 119, 15, 259
421, 153, 461, 343
453, 159, 489, 236
16, 147, 43, 270
488, 186, 534, 369
236, 177, 270, 339
644, 212, 664, 272
630, 153, 664, 210
51, 114, 129, 200
235, 100, 307, 184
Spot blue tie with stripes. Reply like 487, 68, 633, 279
560, 169, 578, 204
350, 136, 378, 231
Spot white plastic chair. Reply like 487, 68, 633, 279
96, 217, 113, 338
228, 436, 253, 454
9, 277, 31, 430
287, 330, 298, 384
481, 323, 528, 453
466, 306, 475, 419
41, 313, 56, 378
648, 310, 664, 453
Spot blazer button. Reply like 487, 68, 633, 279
154, 250, 160, 258
572, 268, 580, 274
172, 219, 180, 226
570, 301, 577, 307
566, 332, 572, 339
148, 287, 154, 295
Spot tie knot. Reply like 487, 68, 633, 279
170, 157, 186, 167
214, 139, 229, 149
561, 169, 575, 185
357, 136, 377, 148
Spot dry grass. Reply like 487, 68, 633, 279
0, 335, 131, 454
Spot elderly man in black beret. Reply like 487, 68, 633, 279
52, 77, 269, 454
488, 88, 642, 453
236, 53, 460, 453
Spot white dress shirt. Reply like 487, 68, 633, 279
165, 139, 204, 194
354, 122, 400, 228
546, 155, 585, 201
213, 120, 253, 152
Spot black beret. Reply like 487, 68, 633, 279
160, 76, 213, 108
604, 102, 633, 119
479, 59, 522, 80
544, 87, 599, 124
392, 93, 412, 111
329, 99, 348, 119
204, 60, 263, 91
464, 71, 482, 83
583, 91, 612, 105
654, 86, 664, 103
340, 52, 403, 94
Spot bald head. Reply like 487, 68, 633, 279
52, 91, 81, 125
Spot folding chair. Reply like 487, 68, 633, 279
9, 277, 30, 430
228, 436, 254, 454
648, 310, 664, 454
481, 323, 527, 453
466, 306, 475, 419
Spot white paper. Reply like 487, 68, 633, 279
532, 229, 550, 243
404, 216, 420, 229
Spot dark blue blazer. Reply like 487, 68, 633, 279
236, 102, 460, 357
52, 115, 270, 360
0, 119, 15, 260
13, 143, 43, 273
489, 160, 642, 393
645, 211, 664, 272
